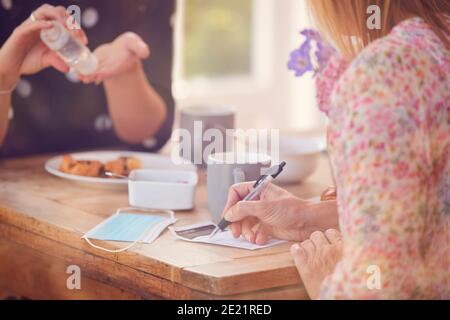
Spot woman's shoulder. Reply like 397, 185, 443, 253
333, 17, 448, 109
349, 17, 448, 81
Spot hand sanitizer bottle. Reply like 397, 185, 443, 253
40, 21, 98, 75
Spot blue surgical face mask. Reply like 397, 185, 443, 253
82, 207, 177, 253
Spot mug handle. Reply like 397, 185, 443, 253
233, 168, 246, 184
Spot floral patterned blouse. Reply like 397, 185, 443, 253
318, 17, 449, 299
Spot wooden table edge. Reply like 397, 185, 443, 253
0, 206, 305, 298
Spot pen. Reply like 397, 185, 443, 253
209, 161, 287, 239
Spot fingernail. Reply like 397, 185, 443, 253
291, 244, 300, 254
291, 244, 306, 263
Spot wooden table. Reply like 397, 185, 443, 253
0, 153, 332, 300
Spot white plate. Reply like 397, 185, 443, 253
45, 151, 197, 187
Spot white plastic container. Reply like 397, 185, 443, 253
128, 170, 198, 211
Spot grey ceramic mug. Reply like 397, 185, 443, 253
207, 152, 271, 224
179, 106, 235, 168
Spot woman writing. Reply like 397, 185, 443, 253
223, 0, 449, 299
0, 0, 174, 157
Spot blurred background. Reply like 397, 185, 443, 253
173, 0, 327, 133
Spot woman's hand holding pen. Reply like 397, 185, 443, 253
223, 182, 312, 244
222, 182, 339, 245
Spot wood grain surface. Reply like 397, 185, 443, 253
0, 153, 333, 299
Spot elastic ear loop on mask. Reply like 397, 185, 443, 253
83, 207, 175, 253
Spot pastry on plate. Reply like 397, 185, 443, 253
104, 156, 142, 177
60, 155, 142, 178
59, 155, 104, 177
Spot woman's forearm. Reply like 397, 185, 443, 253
103, 62, 167, 144
299, 200, 340, 235
0, 71, 18, 147
0, 93, 12, 146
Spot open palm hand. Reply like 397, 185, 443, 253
79, 32, 150, 84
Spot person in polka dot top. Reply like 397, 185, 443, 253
221, 1, 449, 299
0, 1, 174, 157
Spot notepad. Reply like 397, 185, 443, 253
170, 222, 286, 251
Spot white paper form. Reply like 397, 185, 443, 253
170, 221, 286, 251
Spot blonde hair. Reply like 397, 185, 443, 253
308, 0, 450, 59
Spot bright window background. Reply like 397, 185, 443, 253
183, 0, 252, 79
173, 0, 327, 132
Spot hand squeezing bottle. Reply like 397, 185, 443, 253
40, 21, 98, 75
